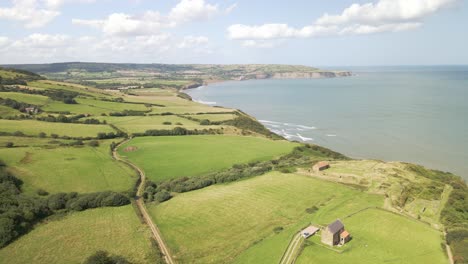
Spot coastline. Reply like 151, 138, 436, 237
186, 77, 467, 180
181, 70, 353, 90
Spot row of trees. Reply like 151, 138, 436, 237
133, 127, 223, 137
109, 110, 148, 117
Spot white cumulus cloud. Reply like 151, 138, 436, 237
74, 0, 231, 36
0, 0, 96, 28
168, 0, 219, 24
0, 33, 213, 63
316, 0, 456, 26
228, 0, 457, 45
73, 12, 167, 36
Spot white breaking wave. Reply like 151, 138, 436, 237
326, 134, 337, 137
259, 120, 283, 124
296, 133, 313, 141
194, 99, 217, 105
297, 125, 316, 130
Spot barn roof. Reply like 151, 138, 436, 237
314, 161, 329, 168
340, 230, 350, 238
327, 219, 344, 234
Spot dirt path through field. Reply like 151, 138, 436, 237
280, 232, 303, 264
113, 139, 175, 264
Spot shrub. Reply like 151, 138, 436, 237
5, 142, 14, 148
38, 132, 46, 138
305, 206, 319, 214
37, 189, 49, 196
84, 250, 131, 264
88, 140, 100, 147
199, 119, 211, 125
273, 226, 284, 234
12, 131, 24, 137
154, 190, 172, 203
162, 121, 172, 125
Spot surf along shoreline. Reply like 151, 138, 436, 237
183, 75, 467, 181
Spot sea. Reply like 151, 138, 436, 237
187, 66, 468, 180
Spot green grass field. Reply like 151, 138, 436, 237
0, 136, 72, 147
122, 93, 234, 114
27, 80, 113, 98
148, 172, 383, 264
0, 141, 136, 194
0, 206, 156, 264
0, 119, 114, 137
84, 115, 221, 134
0, 92, 51, 105
119, 135, 298, 182
0, 69, 28, 79
183, 113, 237, 122
0, 105, 20, 117
297, 208, 447, 264
42, 97, 149, 115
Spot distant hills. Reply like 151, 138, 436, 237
1, 62, 351, 86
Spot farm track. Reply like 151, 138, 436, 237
113, 139, 176, 264
280, 232, 303, 264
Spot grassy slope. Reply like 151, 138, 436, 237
182, 113, 237, 122
0, 206, 155, 264
85, 115, 222, 134
0, 141, 136, 194
0, 105, 20, 117
297, 208, 447, 264
149, 172, 383, 264
303, 160, 451, 225
0, 136, 72, 147
0, 92, 51, 105
43, 97, 149, 115
0, 119, 114, 137
119, 135, 298, 182
0, 69, 27, 79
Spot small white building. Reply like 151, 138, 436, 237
301, 225, 319, 238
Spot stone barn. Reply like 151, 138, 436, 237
312, 161, 330, 172
321, 219, 350, 246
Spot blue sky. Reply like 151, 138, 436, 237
0, 0, 467, 66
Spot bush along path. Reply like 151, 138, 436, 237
112, 139, 176, 264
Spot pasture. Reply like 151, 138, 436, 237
0, 141, 136, 194
0, 136, 72, 147
0, 105, 20, 117
148, 172, 384, 263
0, 92, 51, 105
86, 115, 222, 134
183, 113, 237, 122
296, 208, 447, 264
119, 135, 298, 181
27, 80, 113, 98
122, 93, 234, 114
0, 69, 28, 79
42, 97, 149, 115
0, 206, 156, 264
0, 119, 114, 137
